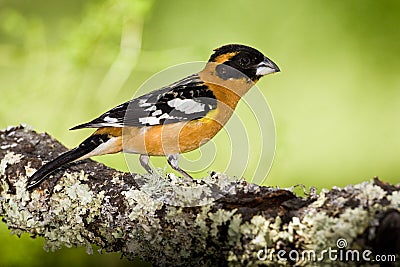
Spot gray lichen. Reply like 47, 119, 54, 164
1, 125, 399, 266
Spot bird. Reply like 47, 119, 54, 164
26, 44, 280, 190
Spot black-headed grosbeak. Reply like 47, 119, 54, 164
27, 44, 280, 190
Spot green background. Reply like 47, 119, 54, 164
1, 0, 399, 266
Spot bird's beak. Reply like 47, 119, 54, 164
256, 56, 280, 76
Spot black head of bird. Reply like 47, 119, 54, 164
208, 44, 280, 82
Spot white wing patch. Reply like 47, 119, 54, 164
167, 99, 206, 114
138, 117, 161, 125
139, 98, 152, 107
152, 110, 162, 116
144, 106, 157, 112
104, 116, 119, 123
138, 113, 178, 126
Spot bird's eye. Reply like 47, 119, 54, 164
239, 56, 251, 67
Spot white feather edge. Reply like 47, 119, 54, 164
78, 136, 121, 160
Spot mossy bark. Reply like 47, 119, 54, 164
0, 125, 399, 266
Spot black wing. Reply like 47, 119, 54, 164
71, 74, 217, 129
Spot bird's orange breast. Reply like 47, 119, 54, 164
121, 105, 232, 156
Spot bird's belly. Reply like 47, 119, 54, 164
122, 119, 224, 156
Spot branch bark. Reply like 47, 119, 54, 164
0, 125, 399, 266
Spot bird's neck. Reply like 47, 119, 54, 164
200, 63, 255, 96
199, 63, 255, 109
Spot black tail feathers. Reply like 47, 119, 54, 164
26, 134, 110, 190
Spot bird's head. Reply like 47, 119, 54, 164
208, 44, 280, 83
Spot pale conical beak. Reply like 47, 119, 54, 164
256, 56, 280, 76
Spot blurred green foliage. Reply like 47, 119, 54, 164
1, 0, 399, 266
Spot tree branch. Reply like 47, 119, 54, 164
0, 125, 399, 266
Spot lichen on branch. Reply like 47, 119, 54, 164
0, 125, 399, 266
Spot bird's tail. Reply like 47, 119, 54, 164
26, 133, 119, 190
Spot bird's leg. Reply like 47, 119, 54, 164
167, 154, 193, 180
139, 154, 153, 174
